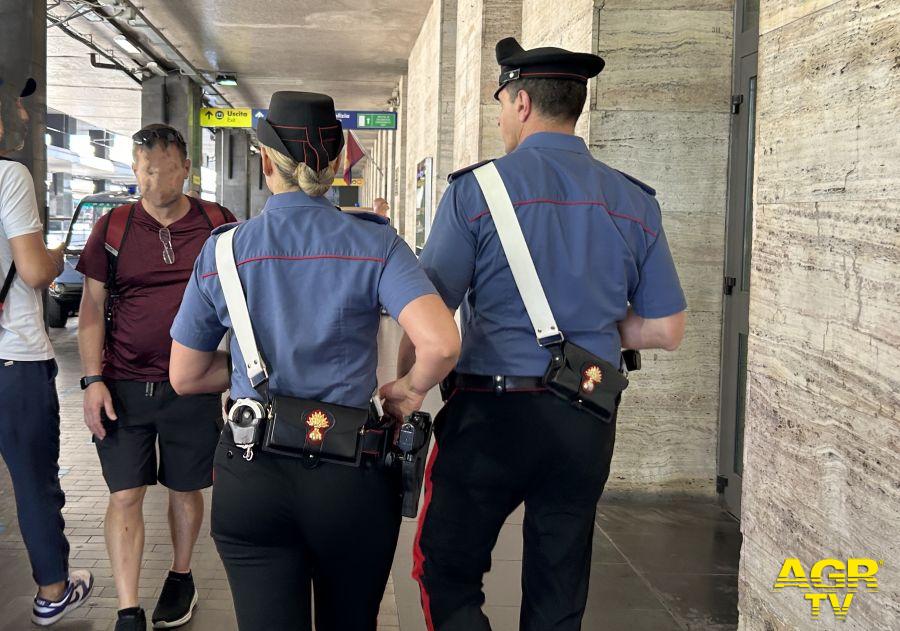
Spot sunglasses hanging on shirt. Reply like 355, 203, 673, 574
159, 228, 175, 265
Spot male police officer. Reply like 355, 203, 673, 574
404, 38, 687, 630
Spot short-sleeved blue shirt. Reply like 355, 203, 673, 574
420, 132, 686, 376
171, 191, 437, 408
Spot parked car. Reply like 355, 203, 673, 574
47, 192, 138, 328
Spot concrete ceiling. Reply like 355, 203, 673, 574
47, 9, 143, 135
136, 0, 430, 111
45, 0, 430, 140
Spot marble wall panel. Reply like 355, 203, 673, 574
759, 0, 841, 35
754, 0, 900, 204
596, 8, 733, 112
590, 109, 731, 215
740, 2, 900, 626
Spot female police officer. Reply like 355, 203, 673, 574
166, 91, 460, 631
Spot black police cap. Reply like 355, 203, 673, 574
494, 37, 605, 99
256, 91, 345, 172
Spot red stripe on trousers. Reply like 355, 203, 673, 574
412, 442, 440, 631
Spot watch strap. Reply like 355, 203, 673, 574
80, 375, 104, 390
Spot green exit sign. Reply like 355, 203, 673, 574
356, 113, 397, 129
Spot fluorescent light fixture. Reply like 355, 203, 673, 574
215, 73, 238, 86
114, 36, 141, 55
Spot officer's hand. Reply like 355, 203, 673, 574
84, 381, 117, 440
380, 375, 426, 421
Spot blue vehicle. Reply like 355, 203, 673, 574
46, 192, 138, 328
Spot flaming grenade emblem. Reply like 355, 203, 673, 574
305, 410, 332, 443
581, 365, 603, 393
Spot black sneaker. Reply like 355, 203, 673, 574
115, 608, 147, 631
151, 571, 198, 629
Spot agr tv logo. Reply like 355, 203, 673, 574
773, 558, 881, 621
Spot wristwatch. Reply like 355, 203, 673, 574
80, 375, 104, 390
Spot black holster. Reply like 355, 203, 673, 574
386, 411, 433, 518
543, 341, 628, 422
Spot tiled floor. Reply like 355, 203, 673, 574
0, 320, 741, 630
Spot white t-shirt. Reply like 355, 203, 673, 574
0, 160, 54, 361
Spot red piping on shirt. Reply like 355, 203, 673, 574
468, 198, 658, 237
200, 254, 384, 279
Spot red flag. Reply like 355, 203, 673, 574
343, 131, 365, 184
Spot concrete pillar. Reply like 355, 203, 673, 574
141, 74, 203, 195
454, 0, 522, 166
0, 0, 47, 222
404, 0, 457, 247
247, 151, 271, 218
385, 128, 395, 217
215, 129, 251, 219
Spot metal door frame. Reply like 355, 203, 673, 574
718, 0, 759, 518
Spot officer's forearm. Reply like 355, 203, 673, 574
406, 348, 458, 396
396, 333, 416, 379
169, 343, 231, 395
618, 308, 686, 352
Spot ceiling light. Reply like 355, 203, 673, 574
215, 73, 238, 86
114, 36, 141, 56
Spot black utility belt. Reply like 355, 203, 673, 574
226, 395, 434, 518
442, 341, 630, 423
226, 396, 386, 468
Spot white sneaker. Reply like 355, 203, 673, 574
31, 569, 94, 626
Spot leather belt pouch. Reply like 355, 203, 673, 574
262, 396, 371, 467
542, 341, 628, 422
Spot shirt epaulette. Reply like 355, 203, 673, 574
448, 159, 495, 183
211, 222, 240, 236
615, 170, 656, 197
344, 210, 390, 225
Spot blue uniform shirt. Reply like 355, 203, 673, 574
171, 191, 437, 408
420, 132, 686, 376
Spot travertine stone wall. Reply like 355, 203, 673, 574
593, 1, 733, 492
453, 0, 522, 167
404, 0, 458, 246
521, 0, 597, 139
393, 76, 408, 232
738, 1, 900, 628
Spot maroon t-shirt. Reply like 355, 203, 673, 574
77, 198, 236, 381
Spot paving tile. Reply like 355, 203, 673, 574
585, 562, 668, 611
604, 526, 742, 575
643, 571, 739, 630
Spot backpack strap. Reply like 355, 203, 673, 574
196, 199, 230, 229
103, 204, 136, 330
0, 157, 20, 312
0, 262, 15, 313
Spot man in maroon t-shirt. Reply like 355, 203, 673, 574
76, 124, 235, 631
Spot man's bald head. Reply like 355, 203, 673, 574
373, 198, 390, 217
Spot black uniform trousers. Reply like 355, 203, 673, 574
211, 436, 402, 631
414, 389, 617, 631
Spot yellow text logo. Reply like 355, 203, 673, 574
773, 558, 881, 621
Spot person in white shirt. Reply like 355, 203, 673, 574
0, 70, 93, 626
